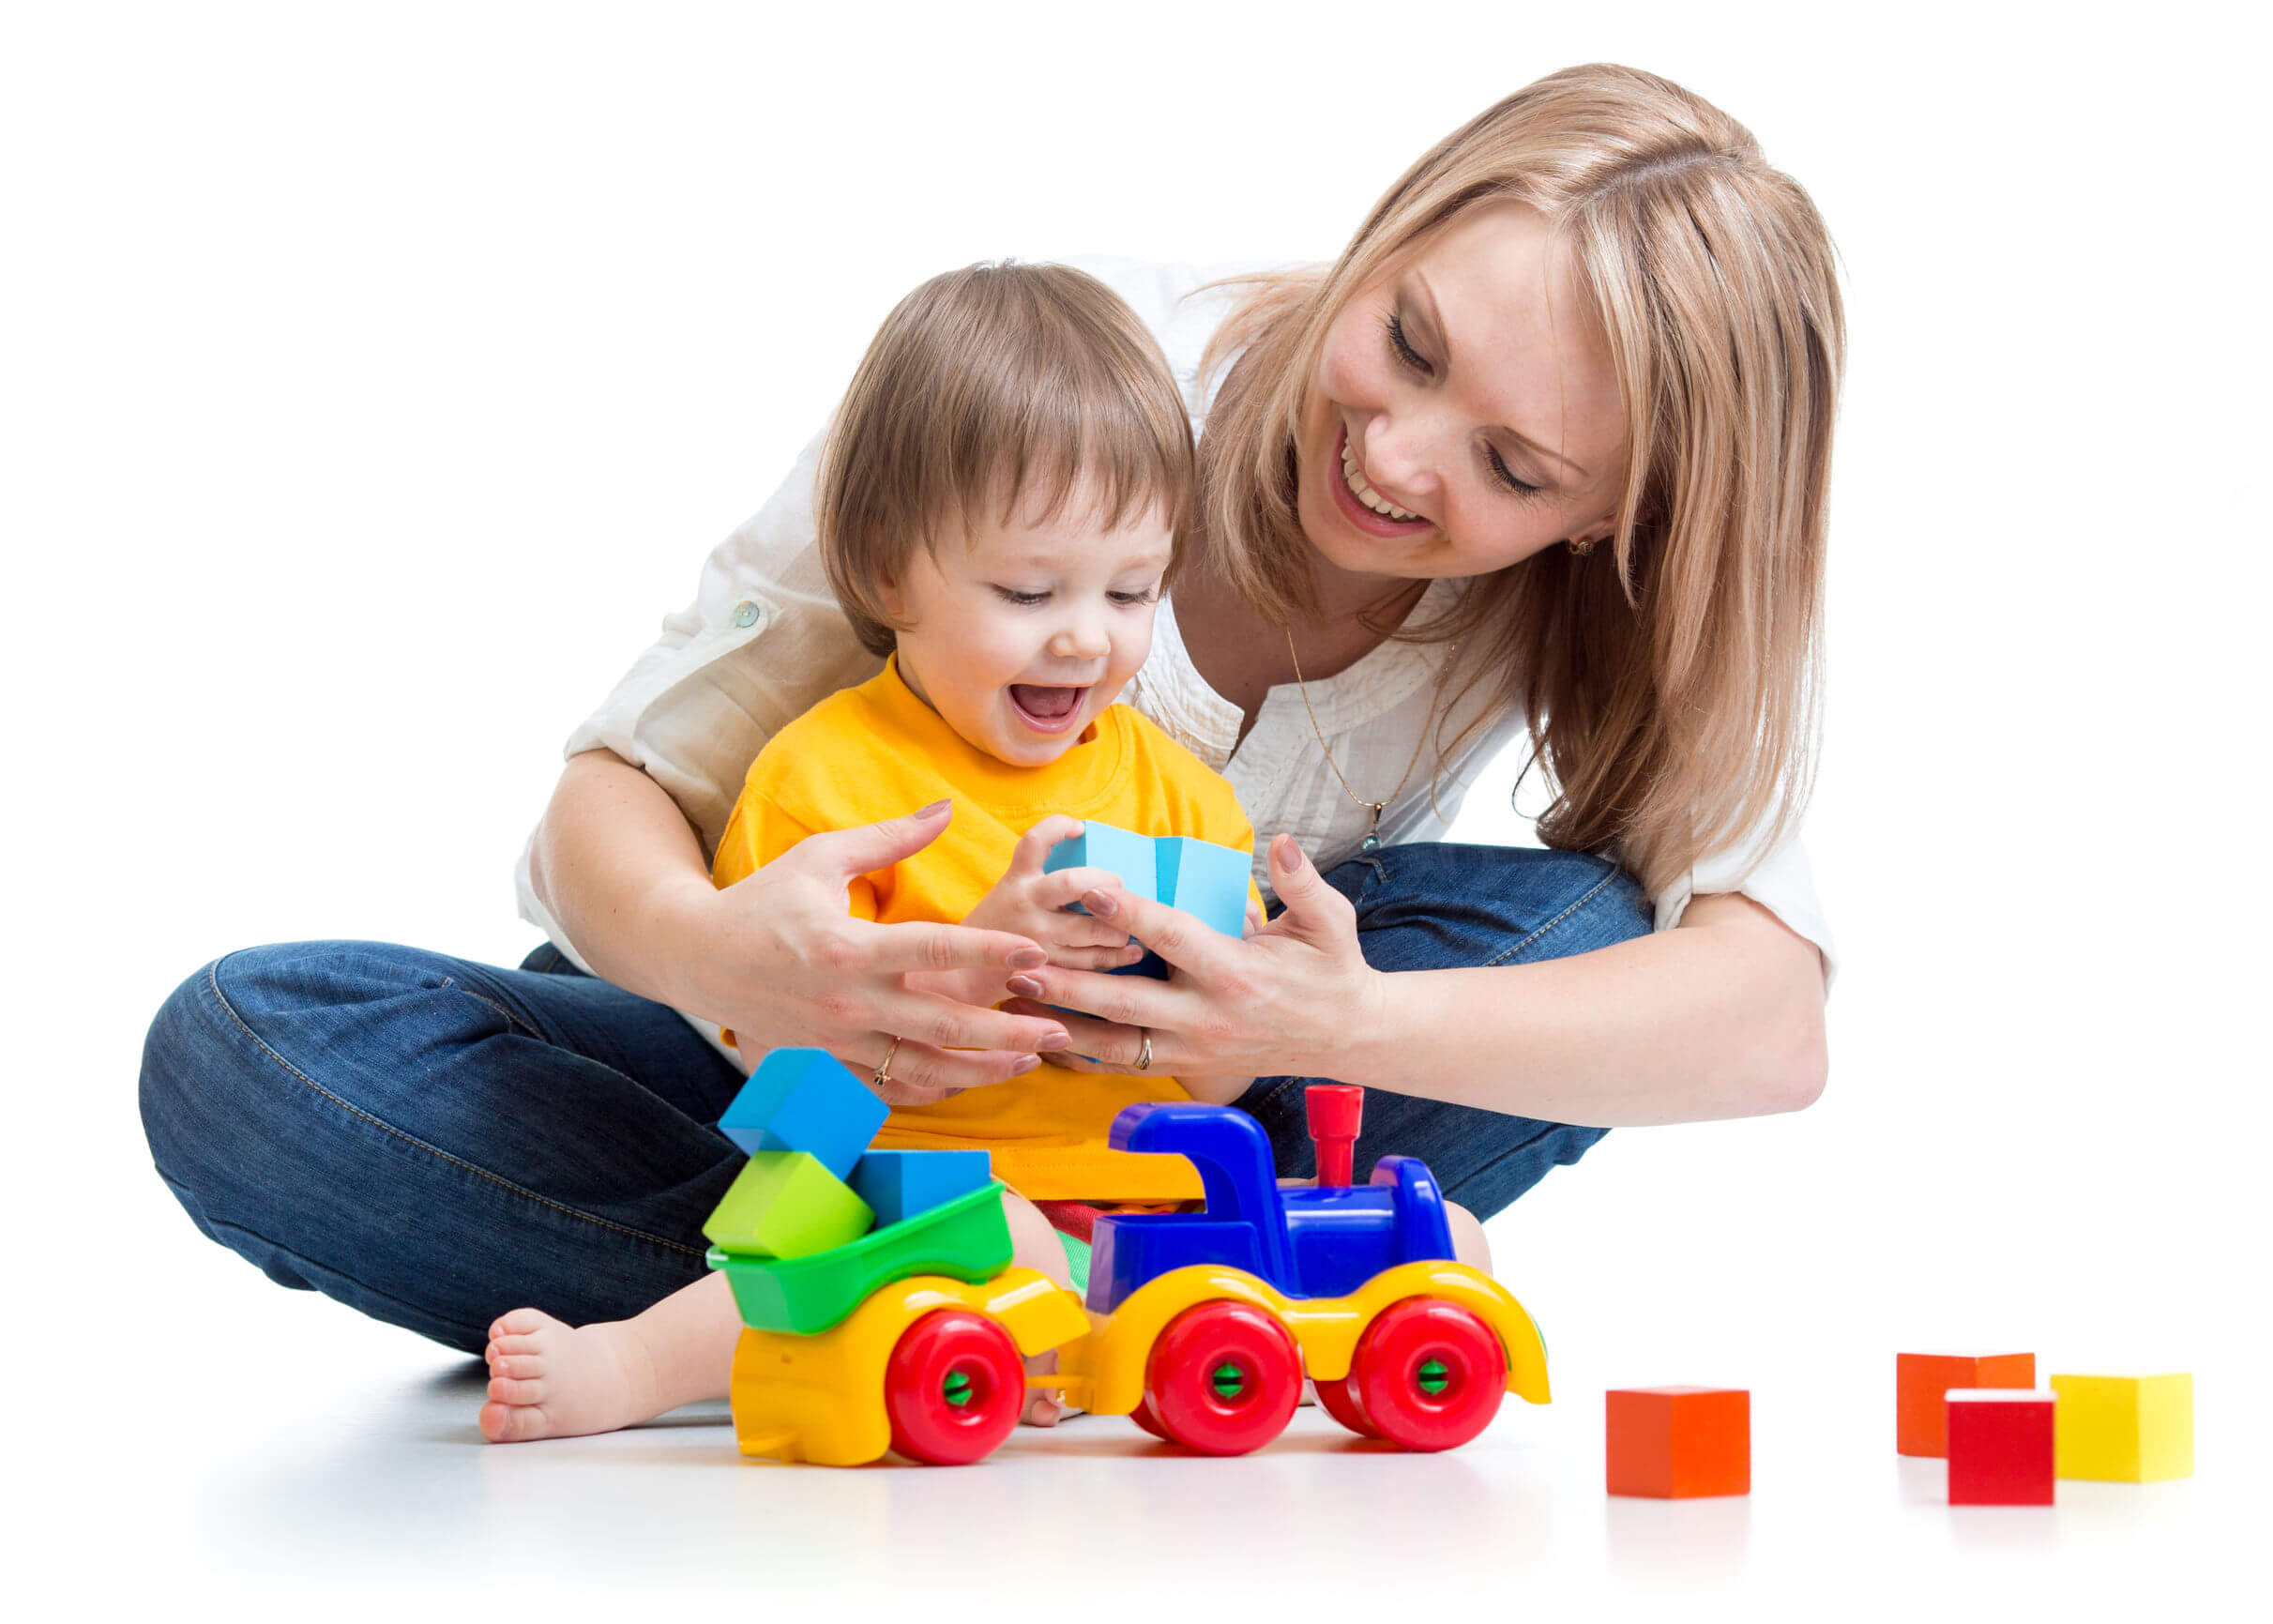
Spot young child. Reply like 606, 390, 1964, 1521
478, 261, 1264, 1444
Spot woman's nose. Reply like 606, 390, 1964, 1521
1358, 416, 1437, 504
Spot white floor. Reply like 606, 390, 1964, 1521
36, 757, 2267, 1617
42, 1160, 2252, 1620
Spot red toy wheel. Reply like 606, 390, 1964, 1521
1142, 1300, 1302, 1456
883, 1310, 1024, 1465
1129, 1394, 1175, 1441
1347, 1298, 1507, 1452
1312, 1374, 1382, 1439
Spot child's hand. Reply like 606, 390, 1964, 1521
1177, 1071, 1256, 1105
964, 815, 1147, 974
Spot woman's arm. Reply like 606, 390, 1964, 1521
1347, 889, 1826, 1126
1000, 835, 1826, 1129
531, 749, 1073, 1102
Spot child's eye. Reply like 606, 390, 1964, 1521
1110, 587, 1160, 606
993, 586, 1050, 606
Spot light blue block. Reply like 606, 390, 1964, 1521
1158, 836, 1251, 940
1043, 821, 1160, 912
718, 1048, 889, 1179
849, 1148, 995, 1228
1041, 822, 1250, 993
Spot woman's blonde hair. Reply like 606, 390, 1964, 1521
819, 261, 1195, 659
1199, 64, 1843, 898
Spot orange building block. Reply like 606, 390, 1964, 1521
1606, 1387, 1750, 1498
1897, 1352, 2035, 1457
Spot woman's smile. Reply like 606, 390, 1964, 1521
1331, 424, 1432, 536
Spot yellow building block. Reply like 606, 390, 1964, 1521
2050, 1372, 2193, 1481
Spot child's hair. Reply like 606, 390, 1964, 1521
818, 261, 1195, 660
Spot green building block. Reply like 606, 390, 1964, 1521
703, 1151, 874, 1259
709, 1180, 1015, 1334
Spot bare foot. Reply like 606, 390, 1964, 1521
1023, 1346, 1069, 1428
477, 1307, 665, 1443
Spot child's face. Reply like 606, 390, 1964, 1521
882, 480, 1174, 767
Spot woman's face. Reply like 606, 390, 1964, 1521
1297, 202, 1629, 588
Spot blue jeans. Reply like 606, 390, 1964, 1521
138, 843, 1648, 1355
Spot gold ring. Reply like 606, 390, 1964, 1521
872, 1035, 902, 1091
1134, 1029, 1153, 1071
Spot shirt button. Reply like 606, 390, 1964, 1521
732, 601, 761, 629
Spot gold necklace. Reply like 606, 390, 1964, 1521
1283, 625, 1441, 854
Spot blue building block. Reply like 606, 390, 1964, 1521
718, 1048, 889, 1180
1157, 836, 1251, 941
848, 1148, 995, 1228
1085, 1101, 1457, 1314
1043, 822, 1250, 981
1042, 822, 1161, 910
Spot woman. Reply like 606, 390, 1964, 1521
140, 64, 1841, 1355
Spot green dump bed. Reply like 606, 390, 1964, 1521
707, 1180, 1015, 1335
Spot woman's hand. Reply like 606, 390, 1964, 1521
672, 802, 1075, 1106
999, 834, 1386, 1083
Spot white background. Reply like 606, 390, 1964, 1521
5, 2, 2265, 1616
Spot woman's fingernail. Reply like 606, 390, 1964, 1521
1008, 975, 1045, 998
1083, 889, 1118, 917
917, 798, 951, 817
1011, 1055, 1041, 1075
1008, 947, 1048, 970
1040, 1028, 1072, 1050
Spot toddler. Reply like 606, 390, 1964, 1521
478, 262, 1262, 1443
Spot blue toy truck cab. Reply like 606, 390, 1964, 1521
1084, 1101, 1457, 1313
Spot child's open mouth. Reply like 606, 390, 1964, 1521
1008, 684, 1089, 735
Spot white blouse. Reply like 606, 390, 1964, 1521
514, 255, 1836, 996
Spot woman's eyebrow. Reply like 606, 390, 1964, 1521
1416, 270, 1591, 482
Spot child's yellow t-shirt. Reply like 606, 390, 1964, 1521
710, 656, 1262, 1201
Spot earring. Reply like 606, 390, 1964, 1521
1567, 536, 1599, 557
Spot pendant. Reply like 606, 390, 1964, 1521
1360, 830, 1381, 854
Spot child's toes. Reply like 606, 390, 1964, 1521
487, 1330, 544, 1365
487, 1373, 548, 1405
487, 1351, 542, 1380
489, 1306, 558, 1341
478, 1398, 555, 1444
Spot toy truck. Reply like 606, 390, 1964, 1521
714, 1065, 1550, 1466
1042, 1089, 1551, 1454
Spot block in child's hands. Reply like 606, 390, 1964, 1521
2050, 1372, 2193, 1481
1606, 1387, 1751, 1498
718, 1047, 889, 1179
1947, 1389, 2055, 1504
1157, 835, 1252, 941
1897, 1352, 2036, 1456
850, 1149, 994, 1228
704, 1151, 874, 1259
1045, 823, 1251, 988
1042, 822, 1160, 910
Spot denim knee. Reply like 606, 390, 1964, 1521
1325, 842, 1653, 968
139, 947, 357, 1255
1240, 842, 1654, 1222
